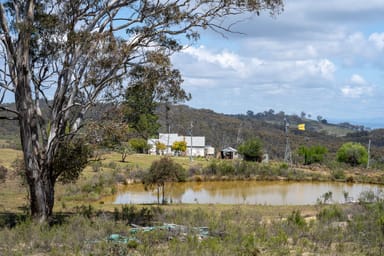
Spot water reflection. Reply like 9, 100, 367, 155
113, 181, 383, 205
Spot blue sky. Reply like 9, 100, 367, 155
171, 0, 384, 128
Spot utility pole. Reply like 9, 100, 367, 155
167, 124, 171, 155
284, 117, 292, 164
236, 122, 243, 145
190, 121, 193, 161
367, 139, 371, 169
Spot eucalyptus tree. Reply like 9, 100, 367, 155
124, 52, 190, 139
0, 0, 283, 222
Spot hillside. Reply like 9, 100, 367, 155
1, 103, 383, 161
155, 104, 384, 161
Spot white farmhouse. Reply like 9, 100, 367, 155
148, 133, 206, 157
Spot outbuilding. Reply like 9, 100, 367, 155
220, 147, 238, 159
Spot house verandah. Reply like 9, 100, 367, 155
148, 133, 207, 157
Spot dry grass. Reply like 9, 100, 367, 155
0, 149, 27, 212
0, 148, 21, 169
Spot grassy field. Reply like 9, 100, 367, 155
1, 147, 384, 213
1, 202, 383, 255
1, 147, 384, 255
0, 148, 212, 213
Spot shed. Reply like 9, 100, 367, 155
220, 147, 238, 159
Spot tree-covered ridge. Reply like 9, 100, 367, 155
155, 104, 384, 161
1, 102, 384, 162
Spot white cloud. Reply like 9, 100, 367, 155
182, 46, 250, 77
341, 74, 374, 98
369, 32, 384, 50
171, 1, 384, 125
350, 74, 367, 85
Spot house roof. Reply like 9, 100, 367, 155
221, 147, 237, 153
153, 133, 205, 147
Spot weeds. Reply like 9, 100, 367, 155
2, 203, 384, 255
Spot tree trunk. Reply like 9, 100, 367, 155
162, 183, 166, 204
17, 90, 55, 222
14, 0, 55, 222
26, 167, 54, 222
157, 186, 160, 205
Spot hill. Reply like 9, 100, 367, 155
1, 103, 383, 161
155, 104, 384, 161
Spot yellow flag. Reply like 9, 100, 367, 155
297, 123, 305, 131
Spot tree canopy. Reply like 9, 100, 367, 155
336, 142, 368, 167
238, 138, 263, 162
143, 157, 186, 204
298, 145, 328, 165
172, 140, 187, 155
0, 0, 283, 222
124, 52, 190, 139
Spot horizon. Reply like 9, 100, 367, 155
171, 1, 384, 129
1, 1, 384, 130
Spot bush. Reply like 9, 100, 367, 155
203, 161, 219, 175
115, 205, 155, 225
129, 138, 150, 153
287, 210, 306, 227
217, 161, 236, 176
238, 138, 263, 162
297, 145, 328, 165
90, 160, 102, 172
317, 205, 345, 223
336, 142, 368, 166
54, 139, 92, 184
331, 169, 345, 180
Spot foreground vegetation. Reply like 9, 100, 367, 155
1, 200, 384, 255
1, 145, 384, 255
1, 147, 384, 213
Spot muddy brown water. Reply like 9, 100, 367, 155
113, 181, 383, 205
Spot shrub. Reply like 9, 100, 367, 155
217, 161, 236, 176
331, 169, 345, 180
90, 160, 102, 172
238, 138, 263, 162
336, 142, 368, 166
203, 161, 219, 175
114, 205, 155, 226
129, 138, 150, 153
297, 145, 328, 165
54, 139, 92, 184
287, 210, 306, 227
317, 205, 345, 223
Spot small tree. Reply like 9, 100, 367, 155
171, 141, 187, 156
155, 142, 166, 155
336, 142, 368, 166
115, 142, 134, 162
298, 145, 328, 165
143, 157, 186, 204
238, 138, 263, 162
129, 138, 150, 154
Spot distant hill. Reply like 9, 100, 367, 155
1, 102, 383, 161
155, 104, 384, 161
